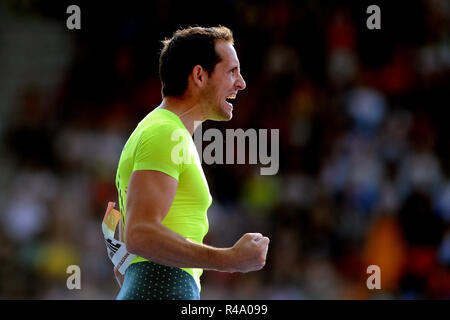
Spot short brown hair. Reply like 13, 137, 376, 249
159, 26, 234, 97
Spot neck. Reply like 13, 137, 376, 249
158, 96, 204, 135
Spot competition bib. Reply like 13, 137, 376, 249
102, 202, 135, 274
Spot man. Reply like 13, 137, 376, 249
114, 26, 269, 300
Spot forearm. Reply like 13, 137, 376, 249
126, 222, 234, 272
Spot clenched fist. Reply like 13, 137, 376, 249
228, 233, 270, 273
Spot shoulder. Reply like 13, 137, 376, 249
137, 120, 187, 147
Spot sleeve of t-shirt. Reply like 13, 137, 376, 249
132, 121, 191, 181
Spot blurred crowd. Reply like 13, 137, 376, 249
0, 0, 449, 299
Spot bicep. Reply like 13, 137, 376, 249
125, 170, 178, 229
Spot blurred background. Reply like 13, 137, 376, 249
0, 0, 449, 299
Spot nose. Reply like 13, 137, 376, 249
235, 72, 246, 91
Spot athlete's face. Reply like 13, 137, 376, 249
203, 41, 246, 121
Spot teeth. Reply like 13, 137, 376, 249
226, 94, 236, 99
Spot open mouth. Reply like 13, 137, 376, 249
225, 93, 236, 107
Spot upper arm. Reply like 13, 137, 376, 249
124, 122, 190, 245
125, 170, 178, 240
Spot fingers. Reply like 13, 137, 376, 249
245, 233, 263, 241
241, 233, 269, 247
255, 236, 270, 245
251, 235, 270, 248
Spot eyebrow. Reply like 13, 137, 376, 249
229, 63, 240, 71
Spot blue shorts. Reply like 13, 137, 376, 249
116, 261, 200, 300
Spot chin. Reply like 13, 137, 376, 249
221, 103, 233, 120
220, 110, 233, 121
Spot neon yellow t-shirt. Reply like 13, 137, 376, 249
115, 108, 212, 290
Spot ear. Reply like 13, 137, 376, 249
191, 65, 207, 89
